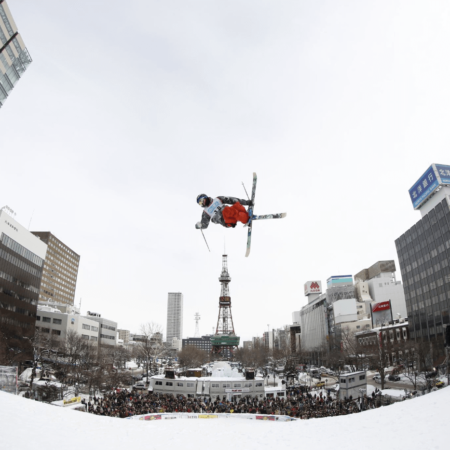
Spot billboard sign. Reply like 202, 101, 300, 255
409, 165, 440, 210
409, 163, 450, 210
304, 280, 322, 296
435, 164, 450, 185
371, 300, 393, 328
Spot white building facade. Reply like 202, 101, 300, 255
36, 304, 99, 343
166, 292, 183, 343
84, 311, 117, 346
354, 260, 407, 320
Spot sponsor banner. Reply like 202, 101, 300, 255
63, 396, 81, 406
409, 165, 440, 209
129, 413, 296, 422
140, 415, 162, 421
304, 280, 322, 296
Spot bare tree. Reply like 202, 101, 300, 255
234, 341, 269, 373
135, 323, 166, 381
30, 328, 63, 388
177, 346, 208, 370
402, 339, 434, 391
340, 327, 368, 371
366, 328, 396, 390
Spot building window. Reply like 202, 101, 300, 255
222, 384, 231, 388
82, 324, 91, 330
166, 382, 173, 386
244, 383, 252, 387
359, 375, 365, 380
36, 316, 40, 321
340, 379, 346, 384
53, 318, 62, 325
81, 334, 89, 340
187, 383, 194, 387
255, 382, 263, 387
91, 326, 98, 332
42, 317, 51, 323
177, 383, 183, 387
41, 328, 50, 333
155, 381, 162, 386
233, 384, 242, 388
211, 383, 219, 388
52, 330, 61, 336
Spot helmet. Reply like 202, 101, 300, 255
197, 194, 208, 206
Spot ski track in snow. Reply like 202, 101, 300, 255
0, 388, 448, 450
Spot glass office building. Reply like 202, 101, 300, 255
0, 210, 47, 338
395, 164, 450, 345
0, 1, 32, 108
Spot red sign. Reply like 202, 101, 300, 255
372, 301, 390, 312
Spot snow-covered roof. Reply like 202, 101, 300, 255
37, 305, 62, 313
152, 375, 264, 382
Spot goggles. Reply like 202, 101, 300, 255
199, 197, 207, 207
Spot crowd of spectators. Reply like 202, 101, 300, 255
83, 385, 384, 419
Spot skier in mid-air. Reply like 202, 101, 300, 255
195, 194, 253, 229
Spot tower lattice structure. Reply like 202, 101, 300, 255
194, 312, 200, 337
211, 254, 240, 355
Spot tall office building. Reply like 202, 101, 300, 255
0, 1, 32, 108
395, 164, 450, 345
31, 232, 80, 307
166, 293, 183, 343
0, 208, 47, 337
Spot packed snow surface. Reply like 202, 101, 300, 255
0, 388, 448, 450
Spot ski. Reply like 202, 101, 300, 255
253, 213, 287, 221
245, 172, 257, 257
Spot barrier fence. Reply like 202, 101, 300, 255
128, 412, 297, 422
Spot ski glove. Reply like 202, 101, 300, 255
195, 222, 203, 229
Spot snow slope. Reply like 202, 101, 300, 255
0, 388, 447, 450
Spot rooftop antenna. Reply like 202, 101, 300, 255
194, 312, 201, 337
28, 209, 34, 230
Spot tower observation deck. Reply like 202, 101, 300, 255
211, 254, 240, 354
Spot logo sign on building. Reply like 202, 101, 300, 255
304, 280, 322, 296
370, 300, 393, 328
409, 164, 450, 210
435, 164, 450, 185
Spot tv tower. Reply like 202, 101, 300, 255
194, 312, 200, 337
211, 254, 240, 356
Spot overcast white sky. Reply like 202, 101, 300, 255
1, 1, 450, 342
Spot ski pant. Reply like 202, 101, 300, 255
222, 202, 249, 226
